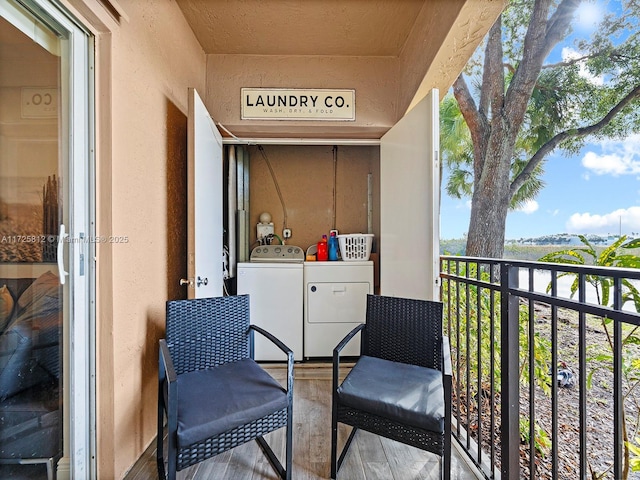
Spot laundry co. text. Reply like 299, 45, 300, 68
241, 88, 355, 121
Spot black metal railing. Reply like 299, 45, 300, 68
440, 256, 640, 480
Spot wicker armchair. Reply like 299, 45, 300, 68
331, 294, 451, 480
157, 295, 293, 480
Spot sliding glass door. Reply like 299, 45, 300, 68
0, 0, 94, 478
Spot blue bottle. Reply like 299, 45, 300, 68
328, 231, 339, 261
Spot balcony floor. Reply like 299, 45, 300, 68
126, 363, 480, 480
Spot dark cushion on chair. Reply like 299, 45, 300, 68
176, 358, 287, 447
337, 355, 444, 433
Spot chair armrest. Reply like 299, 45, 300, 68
332, 324, 365, 393
249, 325, 293, 360
249, 325, 294, 394
159, 339, 177, 383
442, 336, 452, 378
159, 339, 178, 425
333, 324, 365, 357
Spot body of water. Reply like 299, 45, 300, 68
519, 269, 638, 313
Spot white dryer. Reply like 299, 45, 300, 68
237, 245, 304, 361
303, 261, 373, 358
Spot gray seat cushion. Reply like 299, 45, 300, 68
337, 355, 444, 433
176, 358, 287, 447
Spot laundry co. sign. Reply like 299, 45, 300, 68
241, 88, 355, 121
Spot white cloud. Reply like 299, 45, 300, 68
582, 152, 640, 175
453, 200, 471, 210
581, 134, 640, 176
518, 200, 539, 214
562, 47, 604, 86
566, 206, 640, 235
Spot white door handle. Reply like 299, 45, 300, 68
57, 224, 69, 284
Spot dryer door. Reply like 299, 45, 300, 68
307, 282, 370, 324
305, 281, 370, 357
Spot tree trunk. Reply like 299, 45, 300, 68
457, 0, 580, 259
466, 140, 512, 258
466, 189, 510, 259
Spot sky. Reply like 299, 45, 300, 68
440, 0, 640, 241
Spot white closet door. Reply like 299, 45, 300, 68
187, 88, 223, 298
380, 89, 440, 301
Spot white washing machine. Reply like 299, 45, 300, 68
303, 261, 373, 358
237, 245, 304, 361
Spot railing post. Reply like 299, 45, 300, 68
500, 263, 520, 479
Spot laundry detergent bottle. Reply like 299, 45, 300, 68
328, 231, 339, 261
317, 234, 328, 261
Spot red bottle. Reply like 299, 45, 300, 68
317, 235, 328, 261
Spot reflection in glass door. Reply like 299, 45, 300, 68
0, 1, 93, 478
0, 10, 64, 480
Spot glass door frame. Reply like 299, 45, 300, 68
1, 0, 96, 477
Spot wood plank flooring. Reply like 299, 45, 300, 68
125, 364, 480, 480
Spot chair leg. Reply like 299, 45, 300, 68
255, 403, 292, 479
330, 406, 338, 478
443, 428, 451, 480
156, 434, 164, 479
157, 406, 176, 480
444, 373, 452, 480
157, 399, 165, 480
256, 436, 287, 479
337, 427, 358, 474
167, 434, 177, 480
331, 423, 358, 479
331, 422, 358, 480
285, 403, 293, 480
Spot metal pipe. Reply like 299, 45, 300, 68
228, 146, 237, 278
367, 173, 373, 235
332, 146, 337, 231
237, 146, 249, 263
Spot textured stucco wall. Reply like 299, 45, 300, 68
62, 1, 206, 477
107, 2, 205, 477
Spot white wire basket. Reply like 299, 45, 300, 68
337, 234, 374, 261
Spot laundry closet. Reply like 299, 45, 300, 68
234, 142, 380, 360
183, 82, 439, 361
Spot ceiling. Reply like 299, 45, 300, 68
175, 0, 426, 57
174, 0, 506, 139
